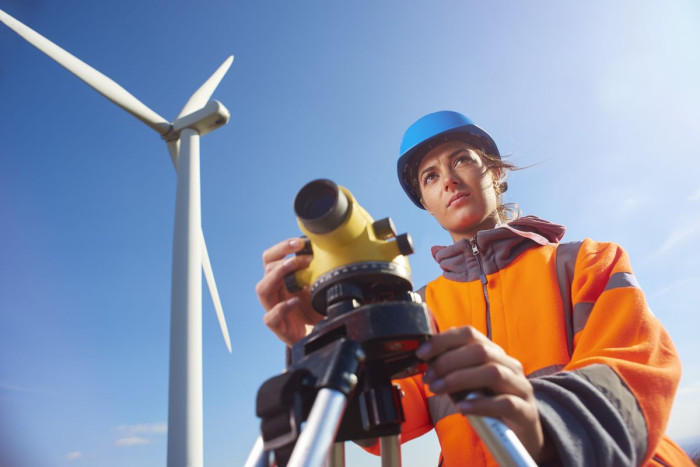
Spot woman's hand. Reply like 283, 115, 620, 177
416, 326, 553, 463
255, 237, 322, 346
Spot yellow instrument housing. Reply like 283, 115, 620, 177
292, 185, 411, 290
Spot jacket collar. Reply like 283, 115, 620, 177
430, 216, 566, 282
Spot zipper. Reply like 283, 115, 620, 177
469, 238, 492, 339
652, 455, 671, 467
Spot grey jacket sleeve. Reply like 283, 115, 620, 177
531, 364, 648, 466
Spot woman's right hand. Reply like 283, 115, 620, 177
256, 237, 322, 346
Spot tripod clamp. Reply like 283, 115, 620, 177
256, 338, 365, 466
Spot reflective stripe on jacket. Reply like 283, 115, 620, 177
389, 216, 692, 466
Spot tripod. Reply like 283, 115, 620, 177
245, 338, 405, 467
246, 286, 537, 467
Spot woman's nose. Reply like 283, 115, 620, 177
443, 173, 460, 190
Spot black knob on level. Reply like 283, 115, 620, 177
372, 217, 396, 240
326, 282, 363, 316
396, 233, 414, 256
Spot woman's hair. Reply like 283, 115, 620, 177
477, 149, 521, 223
408, 144, 521, 223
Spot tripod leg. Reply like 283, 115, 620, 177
244, 435, 269, 467
380, 435, 401, 467
287, 388, 348, 467
327, 442, 345, 467
467, 414, 536, 467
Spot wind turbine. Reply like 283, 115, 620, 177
1, 9, 233, 467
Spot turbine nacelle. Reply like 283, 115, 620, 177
165, 100, 231, 142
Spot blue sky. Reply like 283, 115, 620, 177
1, 1, 699, 465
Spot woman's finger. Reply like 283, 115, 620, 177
262, 296, 298, 327
455, 393, 532, 420
426, 361, 532, 400
262, 237, 306, 267
256, 254, 313, 310
423, 340, 499, 378
424, 342, 523, 384
263, 257, 285, 274
416, 326, 487, 361
262, 297, 303, 345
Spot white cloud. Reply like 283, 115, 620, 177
112, 422, 166, 447
595, 189, 648, 220
66, 451, 83, 460
113, 423, 167, 435
0, 382, 42, 394
115, 437, 150, 447
620, 196, 642, 211
648, 277, 697, 300
654, 221, 700, 255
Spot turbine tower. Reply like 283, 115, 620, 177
0, 9, 233, 467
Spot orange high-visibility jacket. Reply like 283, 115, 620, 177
387, 216, 692, 466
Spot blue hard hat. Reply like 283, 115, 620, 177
397, 111, 500, 209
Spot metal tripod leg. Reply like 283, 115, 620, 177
464, 393, 537, 467
327, 443, 344, 467
326, 436, 401, 467
244, 435, 268, 467
380, 435, 401, 467
467, 414, 536, 467
287, 387, 348, 467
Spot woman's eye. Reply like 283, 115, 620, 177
423, 172, 437, 185
454, 154, 474, 167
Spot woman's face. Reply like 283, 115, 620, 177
417, 140, 500, 241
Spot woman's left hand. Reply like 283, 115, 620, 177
416, 326, 553, 463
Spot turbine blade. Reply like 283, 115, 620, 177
201, 231, 232, 353
167, 140, 179, 169
177, 56, 234, 119
0, 8, 171, 135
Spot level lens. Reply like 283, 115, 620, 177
295, 179, 349, 234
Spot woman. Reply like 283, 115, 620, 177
256, 111, 693, 466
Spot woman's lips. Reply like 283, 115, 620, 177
448, 192, 470, 207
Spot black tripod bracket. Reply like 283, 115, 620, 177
256, 338, 365, 465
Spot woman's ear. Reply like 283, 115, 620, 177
490, 168, 508, 194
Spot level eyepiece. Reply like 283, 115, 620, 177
294, 179, 349, 234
